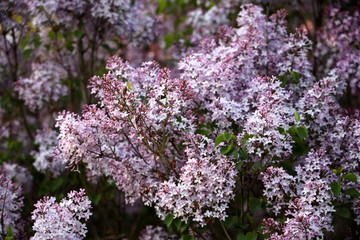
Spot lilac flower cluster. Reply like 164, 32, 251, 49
0, 174, 24, 238
239, 76, 295, 163
179, 4, 313, 130
55, 56, 237, 225
32, 128, 65, 177
2, 2, 360, 238
153, 134, 237, 225
15, 62, 68, 111
0, 163, 33, 193
317, 7, 360, 95
262, 150, 336, 239
138, 225, 178, 240
26, 0, 160, 46
31, 189, 92, 240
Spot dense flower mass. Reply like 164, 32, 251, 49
26, 0, 160, 46
153, 134, 237, 225
32, 128, 64, 177
0, 174, 24, 239
262, 150, 336, 239
139, 225, 178, 240
15, 62, 68, 111
31, 189, 92, 240
0, 163, 33, 193
179, 4, 313, 130
1, 1, 360, 239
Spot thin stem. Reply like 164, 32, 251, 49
220, 220, 232, 240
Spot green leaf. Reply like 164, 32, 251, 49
344, 188, 360, 198
181, 234, 194, 240
343, 173, 357, 183
290, 71, 300, 83
48, 29, 56, 38
252, 162, 261, 170
49, 177, 65, 192
102, 43, 111, 51
164, 214, 174, 227
237, 234, 246, 240
288, 126, 297, 137
297, 126, 308, 139
20, 34, 29, 51
332, 166, 343, 175
249, 197, 261, 212
220, 142, 234, 155
164, 34, 174, 49
236, 160, 244, 169
6, 225, 13, 237
337, 207, 350, 219
23, 49, 32, 59
215, 134, 224, 147
279, 75, 288, 87
224, 216, 238, 229
277, 160, 293, 172
127, 82, 132, 90
239, 148, 248, 160
242, 134, 254, 144
195, 129, 211, 135
330, 182, 341, 197
90, 194, 102, 205
240, 224, 249, 230
294, 112, 300, 123
66, 43, 75, 52
180, 222, 189, 233
224, 132, 231, 142
74, 30, 85, 39
246, 231, 258, 240
231, 150, 239, 160
246, 213, 255, 225
33, 34, 42, 48
157, 0, 167, 13
173, 218, 182, 230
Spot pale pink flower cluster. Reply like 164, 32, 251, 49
56, 58, 195, 204
15, 62, 67, 111
316, 8, 360, 95
262, 150, 336, 239
26, 0, 160, 46
32, 128, 65, 177
31, 189, 92, 240
55, 56, 238, 225
354, 198, 360, 225
0, 174, 24, 238
138, 225, 178, 240
239, 76, 295, 162
0, 163, 33, 193
153, 135, 237, 225
179, 4, 313, 129
261, 167, 295, 215
186, 0, 242, 44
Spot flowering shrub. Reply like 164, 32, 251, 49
0, 1, 360, 239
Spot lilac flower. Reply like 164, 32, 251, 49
15, 62, 68, 111
152, 134, 237, 226
32, 128, 65, 177
0, 163, 33, 193
0, 174, 24, 239
139, 225, 178, 240
31, 189, 92, 240
262, 150, 336, 239
179, 4, 313, 130
316, 8, 360, 95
